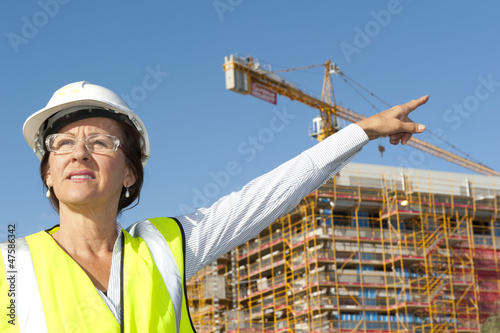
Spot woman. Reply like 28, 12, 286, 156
1, 81, 427, 332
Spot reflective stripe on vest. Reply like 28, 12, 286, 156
0, 238, 48, 333
127, 220, 183, 333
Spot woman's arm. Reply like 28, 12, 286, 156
177, 124, 368, 280
177, 95, 428, 280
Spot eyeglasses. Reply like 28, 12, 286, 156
45, 133, 122, 154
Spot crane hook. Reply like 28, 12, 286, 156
378, 145, 385, 158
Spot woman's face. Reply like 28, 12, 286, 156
45, 117, 135, 213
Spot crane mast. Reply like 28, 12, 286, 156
223, 54, 500, 177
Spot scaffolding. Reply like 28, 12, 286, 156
187, 163, 500, 332
187, 253, 232, 332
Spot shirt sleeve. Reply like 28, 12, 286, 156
175, 123, 369, 280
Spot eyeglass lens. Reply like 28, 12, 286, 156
47, 134, 118, 152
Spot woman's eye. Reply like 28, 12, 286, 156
89, 137, 113, 150
56, 139, 75, 148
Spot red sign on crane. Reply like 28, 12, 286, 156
250, 81, 277, 105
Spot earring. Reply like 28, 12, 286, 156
125, 186, 130, 198
46, 186, 51, 198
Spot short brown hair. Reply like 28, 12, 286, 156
40, 119, 146, 215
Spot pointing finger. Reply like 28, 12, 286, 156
405, 95, 429, 113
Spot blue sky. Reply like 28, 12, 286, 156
2, 1, 500, 239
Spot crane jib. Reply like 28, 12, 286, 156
223, 54, 500, 177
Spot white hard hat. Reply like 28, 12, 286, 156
23, 81, 150, 166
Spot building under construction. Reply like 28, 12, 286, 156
187, 162, 500, 333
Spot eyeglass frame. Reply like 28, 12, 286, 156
45, 133, 128, 158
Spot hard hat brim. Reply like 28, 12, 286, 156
24, 99, 150, 166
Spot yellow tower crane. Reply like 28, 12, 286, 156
223, 54, 500, 177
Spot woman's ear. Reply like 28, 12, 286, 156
46, 171, 52, 188
123, 170, 136, 188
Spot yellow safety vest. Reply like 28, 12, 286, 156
0, 218, 197, 333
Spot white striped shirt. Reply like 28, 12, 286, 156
96, 223, 124, 323
100, 123, 368, 322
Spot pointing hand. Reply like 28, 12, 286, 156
356, 95, 428, 145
